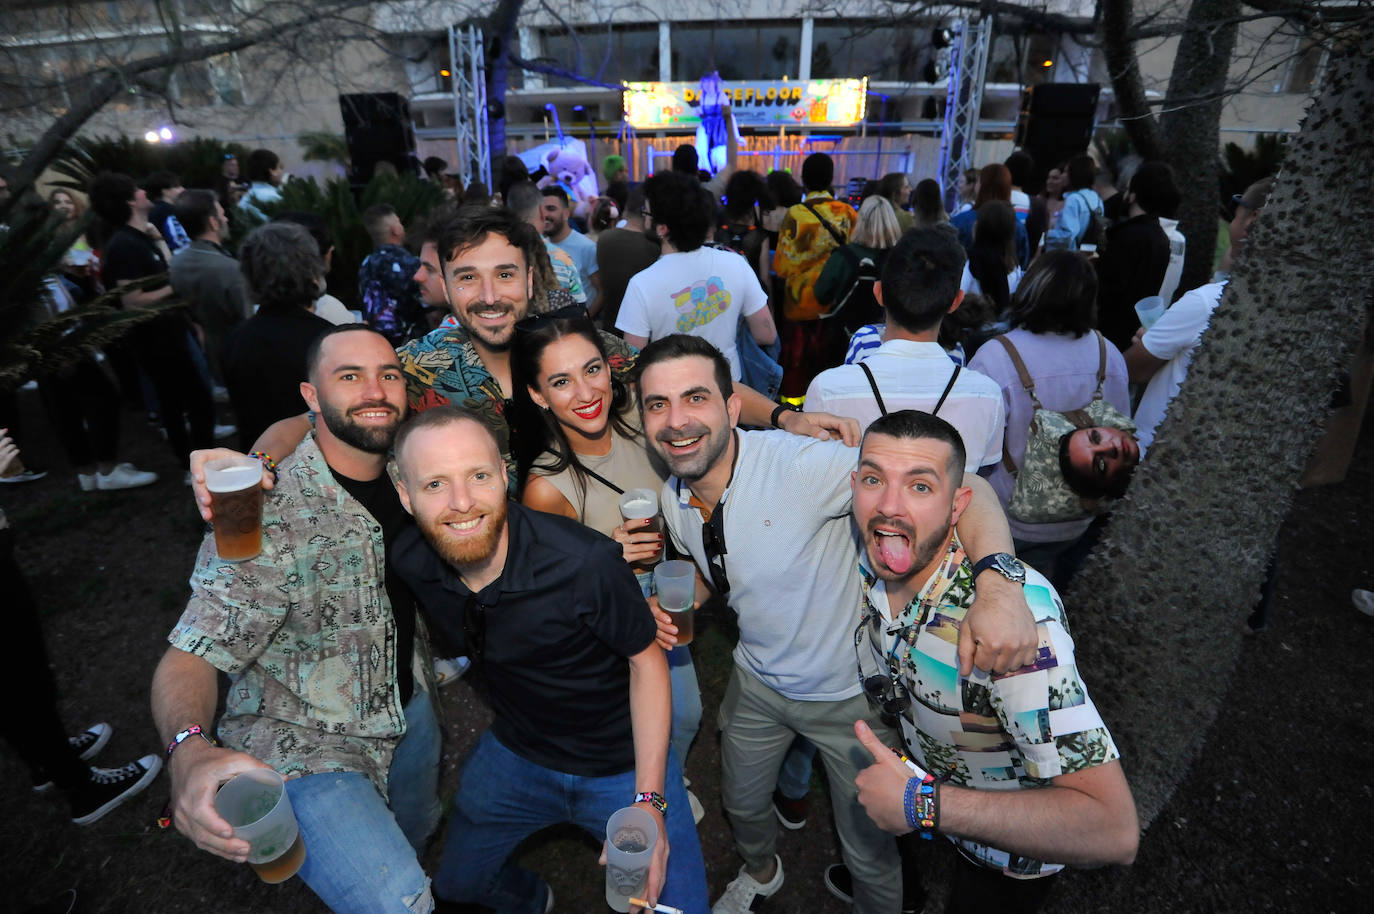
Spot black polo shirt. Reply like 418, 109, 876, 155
392, 501, 656, 776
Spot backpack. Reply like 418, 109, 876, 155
1073, 189, 1109, 252
995, 332, 1135, 523
820, 246, 884, 333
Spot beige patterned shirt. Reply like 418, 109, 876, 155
168, 433, 420, 795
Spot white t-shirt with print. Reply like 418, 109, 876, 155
616, 246, 767, 380
1133, 281, 1225, 454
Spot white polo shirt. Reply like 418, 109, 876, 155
804, 339, 1006, 471
661, 430, 864, 701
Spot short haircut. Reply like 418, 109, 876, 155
434, 204, 539, 276
87, 171, 136, 225
625, 181, 648, 218
423, 155, 448, 177
643, 171, 714, 252
239, 221, 323, 311
861, 409, 966, 488
541, 185, 570, 207
142, 171, 180, 199
246, 149, 280, 184
1060, 431, 1132, 498
1066, 154, 1096, 192
497, 155, 529, 199
1004, 150, 1035, 189
1008, 250, 1098, 337
305, 323, 390, 381
974, 163, 1012, 207
722, 169, 771, 221
505, 180, 542, 221
766, 169, 802, 208
912, 179, 947, 225
363, 203, 399, 246
462, 181, 491, 205
393, 404, 499, 479
632, 333, 734, 403
879, 228, 966, 333
409, 203, 458, 249
801, 153, 834, 193
274, 210, 335, 258
174, 188, 219, 237
1129, 161, 1180, 218
605, 179, 629, 212
671, 145, 699, 175
851, 195, 902, 248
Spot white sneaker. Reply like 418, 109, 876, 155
77, 472, 98, 491
213, 423, 237, 439
434, 656, 470, 686
712, 855, 783, 914
1354, 589, 1374, 618
687, 787, 705, 825
95, 464, 158, 490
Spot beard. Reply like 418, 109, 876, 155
458, 299, 521, 352
652, 421, 730, 482
420, 496, 508, 568
317, 400, 402, 454
865, 514, 952, 584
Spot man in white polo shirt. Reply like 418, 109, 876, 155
634, 334, 1038, 914
805, 228, 1005, 472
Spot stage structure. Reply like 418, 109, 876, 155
448, 22, 492, 190
937, 17, 993, 211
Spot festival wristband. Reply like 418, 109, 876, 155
249, 451, 279, 484
634, 791, 668, 815
769, 403, 799, 429
903, 773, 939, 838
166, 724, 216, 759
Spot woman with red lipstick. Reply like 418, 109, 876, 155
511, 307, 706, 821
967, 251, 1133, 589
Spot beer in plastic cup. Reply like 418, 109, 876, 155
213, 769, 306, 884
604, 805, 658, 913
654, 559, 696, 647
206, 456, 264, 561
619, 487, 663, 571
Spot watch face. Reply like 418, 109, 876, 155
997, 554, 1027, 581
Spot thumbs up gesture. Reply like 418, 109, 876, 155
853, 719, 928, 835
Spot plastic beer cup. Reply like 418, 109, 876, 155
206, 456, 264, 561
213, 769, 306, 884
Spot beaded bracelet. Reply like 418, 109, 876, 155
903, 773, 939, 838
249, 450, 279, 484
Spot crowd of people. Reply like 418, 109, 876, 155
5, 136, 1300, 914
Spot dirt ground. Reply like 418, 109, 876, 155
1, 390, 1371, 914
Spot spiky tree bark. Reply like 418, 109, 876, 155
1064, 36, 1374, 829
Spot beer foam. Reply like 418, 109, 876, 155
620, 498, 655, 514
206, 464, 263, 493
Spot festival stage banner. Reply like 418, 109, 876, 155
623, 78, 868, 129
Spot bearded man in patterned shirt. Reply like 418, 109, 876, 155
850, 409, 1138, 913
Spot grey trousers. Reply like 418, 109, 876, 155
717, 665, 902, 914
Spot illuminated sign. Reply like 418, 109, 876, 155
623, 78, 868, 129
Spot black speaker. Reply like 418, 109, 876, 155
1014, 83, 1099, 183
340, 92, 416, 183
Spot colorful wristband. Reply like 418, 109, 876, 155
249, 450, 279, 484
903, 773, 939, 838
166, 724, 216, 759
634, 791, 668, 815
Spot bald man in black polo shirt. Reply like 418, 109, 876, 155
391, 405, 709, 914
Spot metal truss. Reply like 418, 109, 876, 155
937, 16, 994, 211
448, 23, 491, 190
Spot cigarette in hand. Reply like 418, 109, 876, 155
629, 899, 684, 914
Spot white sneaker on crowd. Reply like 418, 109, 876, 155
213, 423, 237, 440
711, 855, 783, 914
77, 472, 98, 492
434, 656, 470, 686
94, 464, 159, 490
687, 787, 705, 825
0, 467, 46, 484
1354, 589, 1374, 618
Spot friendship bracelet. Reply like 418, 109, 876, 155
249, 450, 280, 484
166, 724, 217, 759
903, 773, 939, 838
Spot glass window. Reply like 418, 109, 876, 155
672, 23, 802, 81
541, 25, 659, 87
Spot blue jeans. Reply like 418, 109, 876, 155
285, 691, 442, 913
637, 570, 703, 769
435, 732, 709, 914
776, 735, 817, 800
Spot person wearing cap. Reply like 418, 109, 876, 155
1124, 175, 1274, 455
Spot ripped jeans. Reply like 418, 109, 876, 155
285, 690, 442, 913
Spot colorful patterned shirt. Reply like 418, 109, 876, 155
544, 236, 587, 304
772, 192, 857, 320
395, 323, 637, 490
358, 244, 425, 345
167, 434, 424, 796
860, 533, 1119, 878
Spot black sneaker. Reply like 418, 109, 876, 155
69, 755, 162, 826
772, 787, 807, 830
824, 863, 924, 914
32, 723, 114, 792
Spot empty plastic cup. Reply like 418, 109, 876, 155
605, 805, 659, 913
1135, 295, 1166, 330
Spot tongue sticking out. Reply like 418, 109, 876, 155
877, 533, 913, 575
